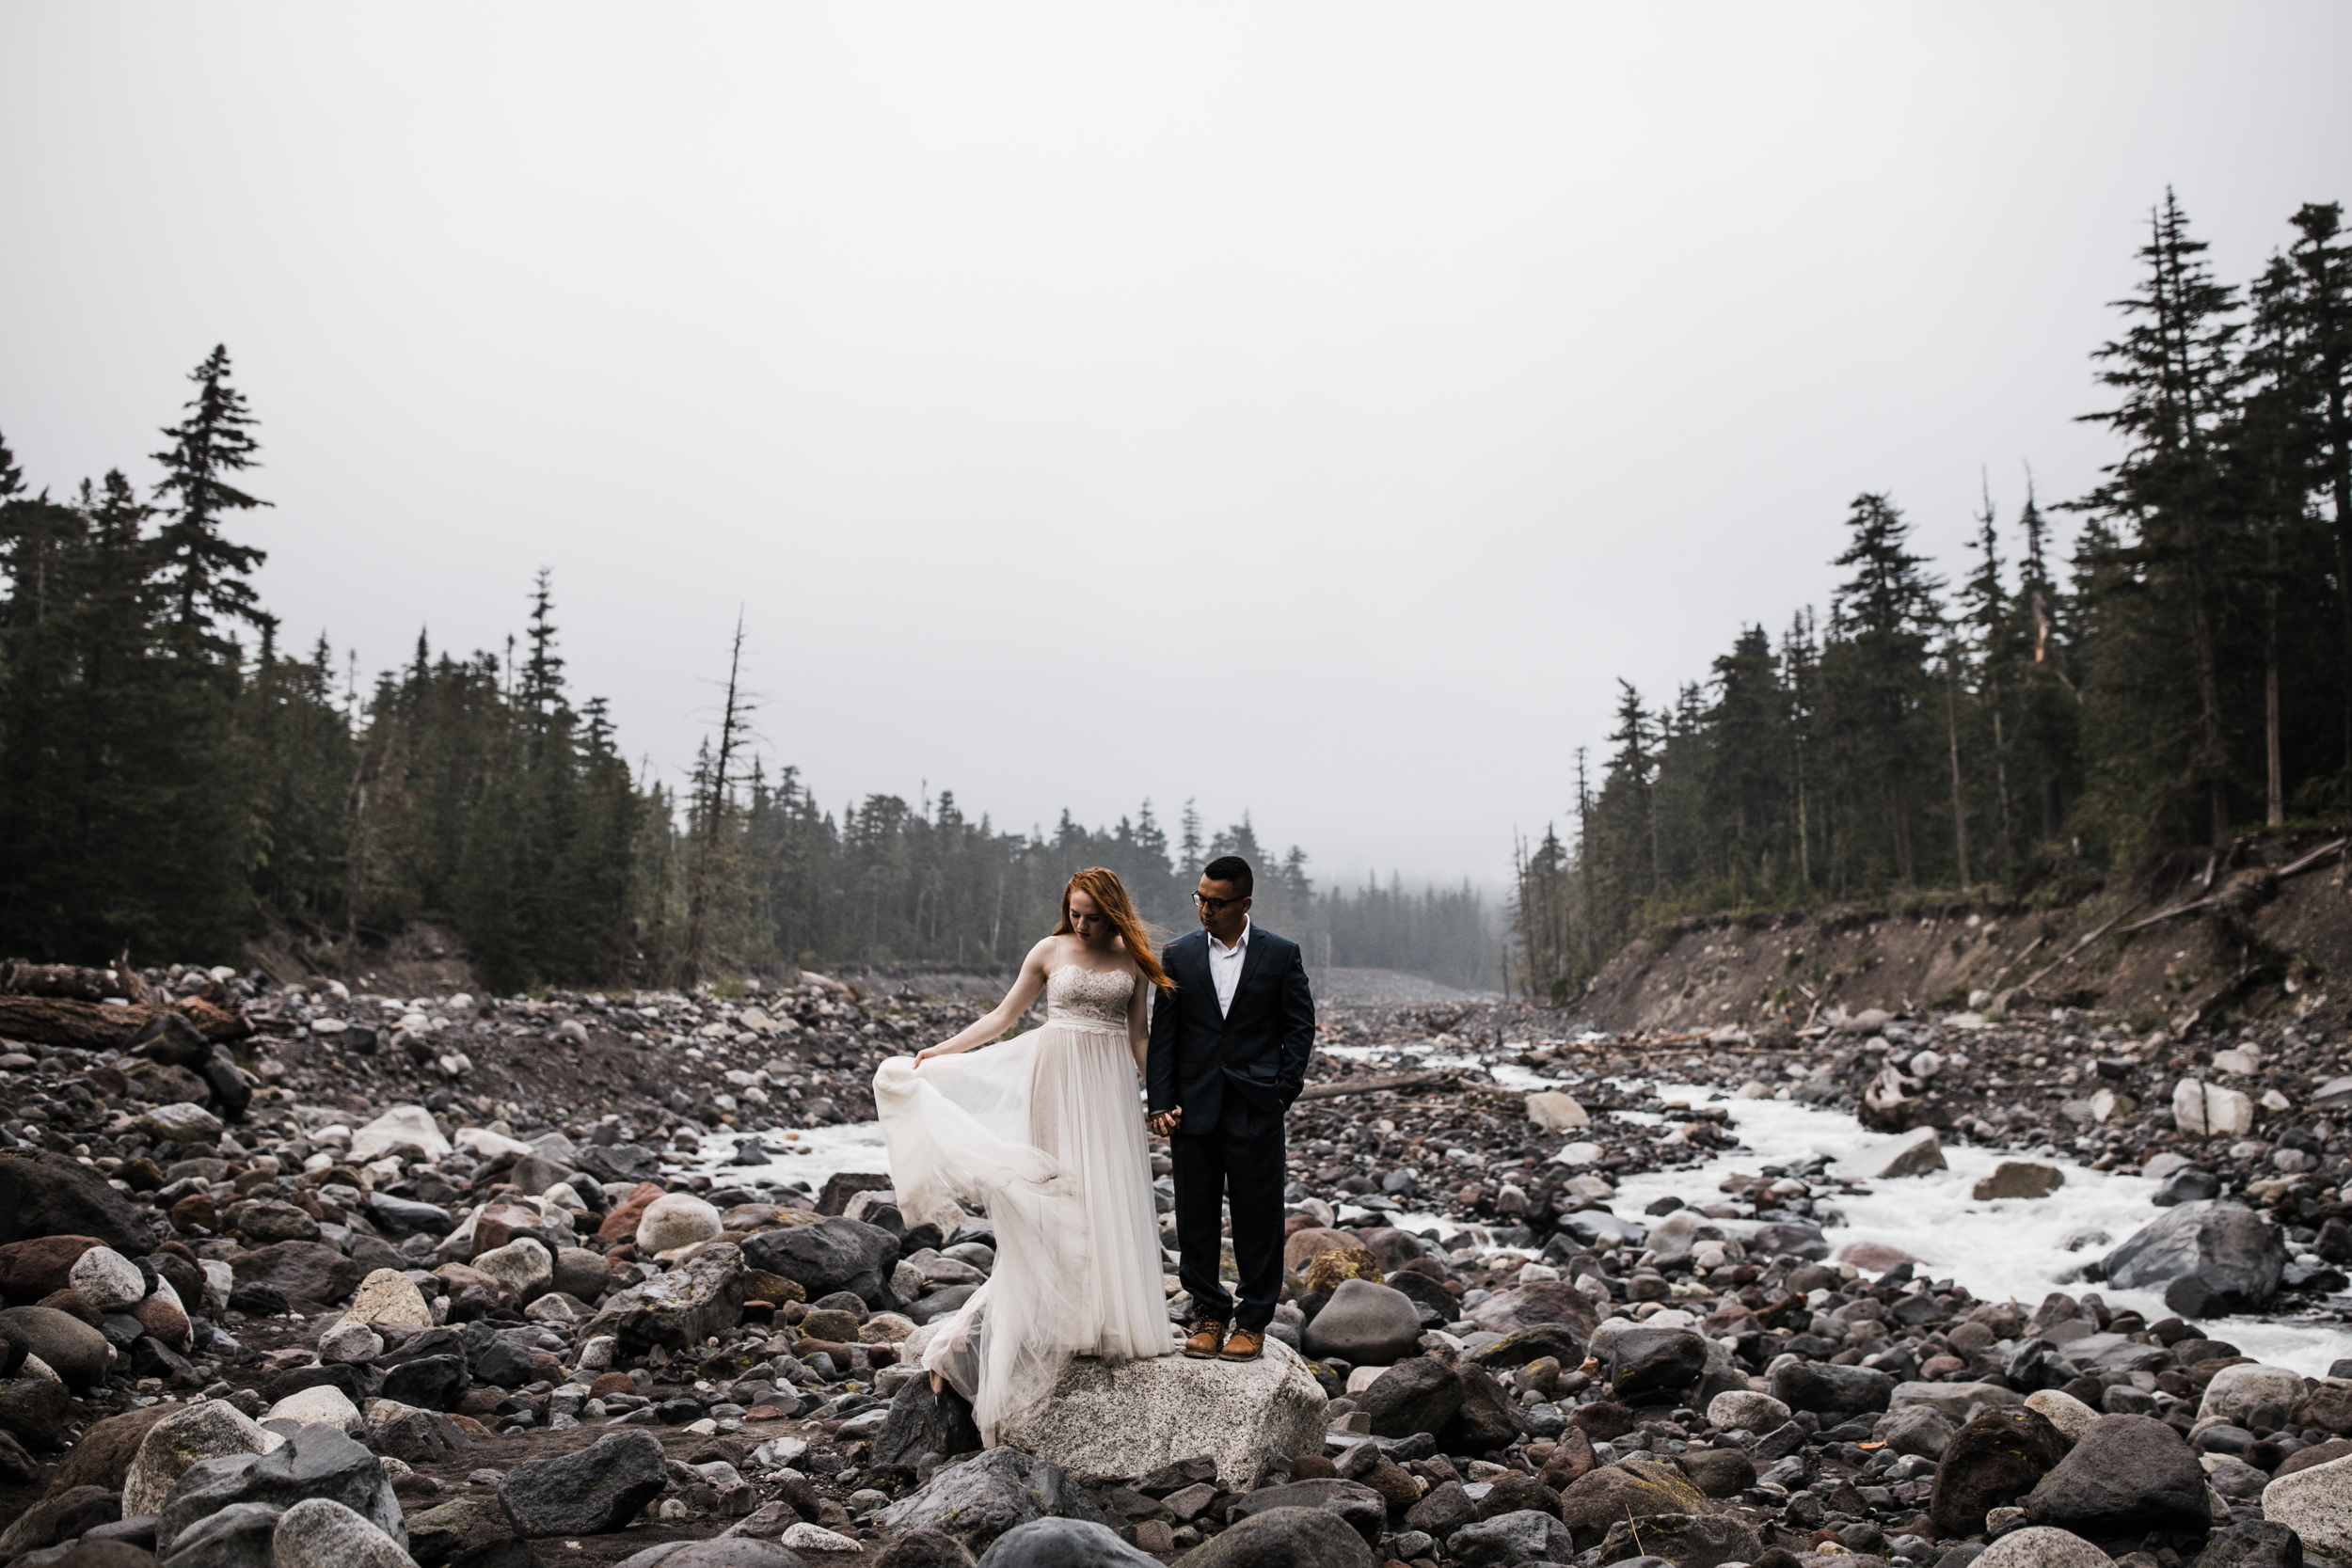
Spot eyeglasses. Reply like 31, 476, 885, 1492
1193, 894, 1243, 911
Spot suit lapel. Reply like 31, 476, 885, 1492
1232, 925, 1272, 1009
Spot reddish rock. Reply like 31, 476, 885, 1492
43, 1402, 179, 1497
1282, 1227, 1365, 1271
36, 1289, 101, 1327
588, 1371, 637, 1399
744, 1405, 792, 1421
1920, 1354, 1967, 1381
131, 1295, 191, 1351
597, 1182, 666, 1243
470, 1200, 543, 1258
168, 1194, 217, 1233
0, 1237, 105, 1305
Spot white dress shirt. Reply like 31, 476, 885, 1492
1207, 917, 1250, 1018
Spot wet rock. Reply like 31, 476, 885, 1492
2022, 1413, 2207, 1536
0, 1305, 112, 1387
157, 1501, 280, 1568
1602, 1327, 1708, 1401
880, 1448, 1109, 1554
869, 1375, 982, 1468
1300, 1278, 1422, 1366
156, 1427, 402, 1557
498, 1430, 668, 1537
1359, 1355, 1461, 1437
0, 1150, 159, 1254
998, 1337, 1325, 1490
1972, 1164, 2063, 1201
1226, 1479, 1384, 1546
124, 1402, 279, 1517
1772, 1360, 1893, 1419
2103, 1201, 2286, 1310
970, 1517, 1155, 1566
740, 1218, 900, 1310
269, 1498, 412, 1568
1450, 1508, 1576, 1566
2262, 1451, 2352, 1558
1930, 1406, 2070, 1537
1168, 1504, 1377, 1568
1857, 1127, 1947, 1180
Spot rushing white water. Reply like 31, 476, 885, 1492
668, 1048, 2352, 1376
1611, 1084, 2352, 1378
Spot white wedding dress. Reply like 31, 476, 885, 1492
871, 964, 1171, 1443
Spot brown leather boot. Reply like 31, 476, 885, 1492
1217, 1326, 1265, 1361
1183, 1319, 1228, 1358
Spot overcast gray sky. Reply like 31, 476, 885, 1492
4, 6, 2347, 891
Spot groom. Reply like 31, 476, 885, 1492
1146, 855, 1316, 1362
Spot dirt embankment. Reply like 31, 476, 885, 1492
1573, 831, 2351, 1040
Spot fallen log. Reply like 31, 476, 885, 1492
0, 995, 250, 1052
0, 960, 149, 1004
1294, 1068, 1466, 1102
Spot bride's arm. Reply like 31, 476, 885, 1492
1126, 965, 1151, 1078
914, 939, 1054, 1064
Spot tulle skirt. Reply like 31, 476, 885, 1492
871, 1019, 1172, 1443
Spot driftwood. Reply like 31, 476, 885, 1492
0, 960, 151, 1005
0, 995, 249, 1052
1294, 1068, 1466, 1102
2119, 838, 2347, 935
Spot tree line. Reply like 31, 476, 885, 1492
0, 363, 1497, 992
1514, 194, 2351, 1003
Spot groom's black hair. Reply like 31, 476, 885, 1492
1201, 855, 1253, 896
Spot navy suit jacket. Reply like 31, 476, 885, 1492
1146, 924, 1316, 1137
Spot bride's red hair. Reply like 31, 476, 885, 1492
1054, 867, 1175, 991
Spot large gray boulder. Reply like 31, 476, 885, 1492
156, 1427, 402, 1556
995, 1336, 1324, 1490
499, 1430, 669, 1536
124, 1401, 280, 1516
588, 1244, 745, 1350
1300, 1279, 1422, 1365
2023, 1414, 2209, 1536
2102, 1200, 2286, 1309
740, 1218, 900, 1309
1359, 1355, 1462, 1438
270, 1497, 414, 1568
880, 1449, 1109, 1555
2263, 1450, 2352, 1558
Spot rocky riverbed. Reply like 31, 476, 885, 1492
0, 962, 2349, 1568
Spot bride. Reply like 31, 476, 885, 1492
870, 866, 1176, 1442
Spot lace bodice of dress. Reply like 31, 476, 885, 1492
1044, 964, 1134, 1030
